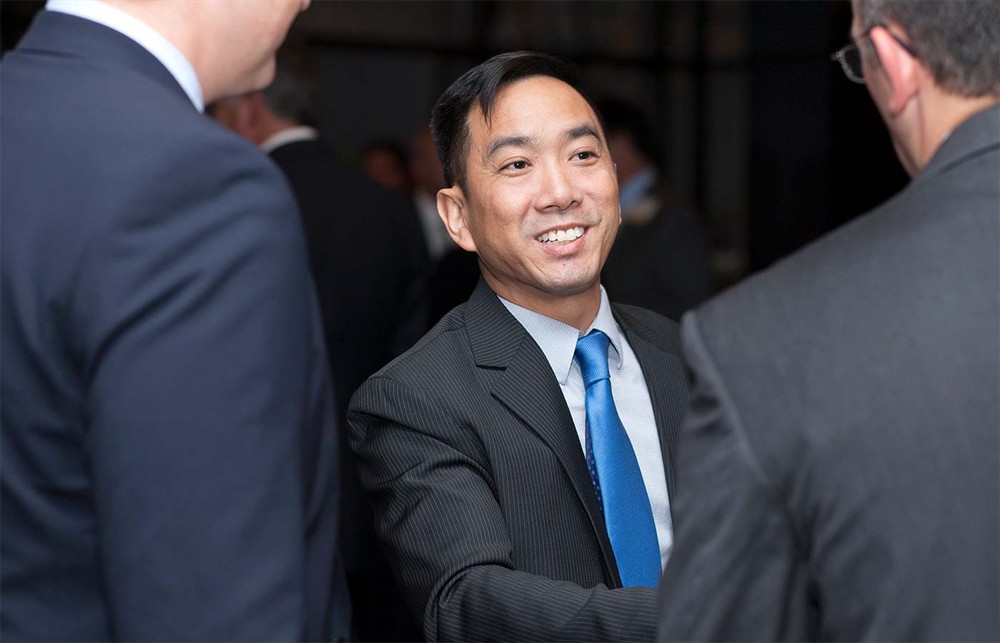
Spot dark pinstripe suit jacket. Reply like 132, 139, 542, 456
348, 279, 689, 641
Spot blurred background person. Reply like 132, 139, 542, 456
1, 0, 347, 640
211, 34, 424, 643
598, 97, 713, 321
391, 125, 481, 353
409, 125, 454, 262
361, 140, 414, 197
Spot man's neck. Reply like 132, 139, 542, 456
916, 92, 1000, 171
484, 275, 602, 332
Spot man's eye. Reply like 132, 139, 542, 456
505, 160, 528, 170
575, 151, 594, 160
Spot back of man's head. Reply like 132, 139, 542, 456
855, 0, 1000, 97
261, 31, 320, 127
108, 0, 307, 104
430, 51, 597, 189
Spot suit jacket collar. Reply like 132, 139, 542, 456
464, 278, 686, 585
922, 104, 1000, 180
464, 280, 620, 583
17, 10, 192, 110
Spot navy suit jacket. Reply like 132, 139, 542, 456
1, 11, 347, 640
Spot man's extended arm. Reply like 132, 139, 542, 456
349, 373, 656, 642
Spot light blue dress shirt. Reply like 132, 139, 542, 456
499, 287, 673, 569
45, 0, 204, 112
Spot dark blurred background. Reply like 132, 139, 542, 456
2, 0, 909, 288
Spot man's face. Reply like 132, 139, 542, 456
444, 76, 620, 313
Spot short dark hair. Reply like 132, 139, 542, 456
430, 51, 599, 188
856, 0, 1000, 97
262, 31, 319, 127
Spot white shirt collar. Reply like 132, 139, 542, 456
498, 286, 625, 385
46, 0, 204, 112
261, 126, 319, 154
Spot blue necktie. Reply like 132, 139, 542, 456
574, 330, 661, 588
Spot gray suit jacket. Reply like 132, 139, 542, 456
349, 279, 689, 641
658, 106, 1000, 641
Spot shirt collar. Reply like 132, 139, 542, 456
261, 126, 319, 154
46, 0, 204, 112
498, 286, 625, 385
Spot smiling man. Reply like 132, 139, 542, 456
347, 51, 690, 641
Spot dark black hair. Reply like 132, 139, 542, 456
430, 51, 598, 188
856, 0, 1000, 97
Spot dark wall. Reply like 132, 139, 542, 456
748, 0, 908, 271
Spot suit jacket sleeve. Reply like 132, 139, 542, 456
657, 313, 814, 641
81, 137, 335, 639
350, 374, 658, 642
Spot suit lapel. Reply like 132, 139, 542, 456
464, 280, 621, 585
613, 307, 689, 501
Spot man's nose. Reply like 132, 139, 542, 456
535, 161, 582, 212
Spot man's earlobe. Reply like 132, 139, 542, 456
437, 186, 477, 252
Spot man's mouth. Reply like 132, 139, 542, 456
537, 226, 585, 244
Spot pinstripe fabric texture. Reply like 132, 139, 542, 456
348, 279, 688, 642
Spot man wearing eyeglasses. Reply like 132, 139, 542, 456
658, 0, 998, 640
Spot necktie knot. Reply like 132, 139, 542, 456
575, 330, 611, 387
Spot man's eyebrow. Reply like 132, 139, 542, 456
484, 125, 601, 159
486, 135, 533, 158
565, 124, 601, 142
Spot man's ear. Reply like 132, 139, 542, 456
437, 185, 477, 252
869, 25, 920, 114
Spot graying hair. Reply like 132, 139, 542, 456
855, 0, 1000, 97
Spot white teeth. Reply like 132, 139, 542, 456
538, 226, 584, 243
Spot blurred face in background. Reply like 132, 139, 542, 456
411, 128, 446, 195
363, 146, 413, 195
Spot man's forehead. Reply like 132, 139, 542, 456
467, 77, 602, 142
